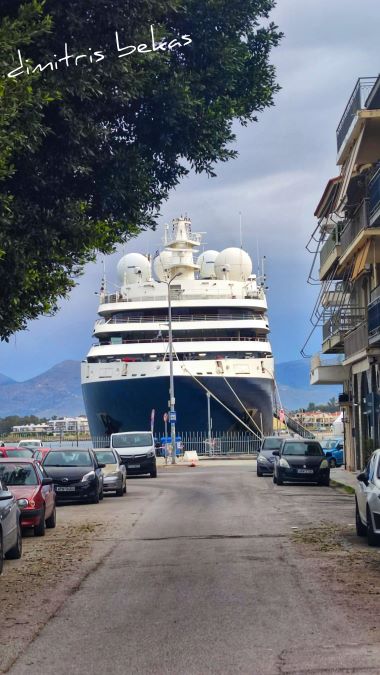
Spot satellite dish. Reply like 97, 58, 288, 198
197, 250, 219, 279
117, 253, 151, 284
153, 251, 173, 281
214, 248, 252, 281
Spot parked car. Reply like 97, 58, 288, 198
273, 439, 330, 486
256, 436, 285, 476
0, 446, 34, 458
33, 447, 53, 463
42, 449, 105, 503
18, 439, 43, 449
0, 477, 22, 575
93, 449, 127, 496
322, 438, 344, 468
0, 458, 56, 536
355, 449, 380, 546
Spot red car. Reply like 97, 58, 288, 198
33, 447, 53, 463
0, 458, 56, 536
0, 446, 35, 458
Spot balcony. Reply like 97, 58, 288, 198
310, 354, 348, 385
336, 77, 377, 155
319, 228, 342, 280
369, 166, 380, 226
368, 288, 380, 345
322, 306, 365, 354
344, 320, 368, 359
339, 199, 369, 257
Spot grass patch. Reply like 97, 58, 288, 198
330, 480, 355, 494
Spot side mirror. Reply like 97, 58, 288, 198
272, 450, 280, 456
325, 452, 332, 458
357, 472, 368, 485
42, 477, 53, 485
0, 490, 13, 501
98, 463, 106, 469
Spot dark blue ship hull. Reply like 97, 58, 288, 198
82, 376, 274, 437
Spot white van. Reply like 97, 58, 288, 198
110, 431, 157, 478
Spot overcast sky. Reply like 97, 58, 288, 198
1, 0, 380, 382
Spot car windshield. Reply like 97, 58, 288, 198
324, 440, 340, 449
261, 438, 282, 450
8, 449, 34, 457
112, 433, 153, 449
282, 442, 324, 457
43, 451, 92, 467
0, 463, 38, 486
94, 451, 116, 465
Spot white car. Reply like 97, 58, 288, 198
355, 449, 380, 546
18, 439, 43, 449
0, 477, 22, 574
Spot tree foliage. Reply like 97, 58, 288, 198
0, 0, 282, 339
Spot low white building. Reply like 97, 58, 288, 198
12, 417, 89, 435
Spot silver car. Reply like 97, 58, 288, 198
93, 449, 127, 497
0, 477, 22, 574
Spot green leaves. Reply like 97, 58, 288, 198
0, 0, 282, 340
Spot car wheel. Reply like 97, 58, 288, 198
355, 499, 366, 537
257, 469, 263, 477
91, 490, 100, 504
46, 506, 56, 529
99, 488, 104, 501
116, 483, 124, 497
34, 510, 46, 537
367, 506, 380, 546
6, 520, 22, 559
329, 458, 337, 469
123, 480, 127, 494
0, 530, 3, 575
150, 468, 157, 478
273, 473, 277, 484
276, 475, 283, 485
319, 476, 330, 486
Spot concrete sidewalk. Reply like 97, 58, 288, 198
329, 466, 358, 493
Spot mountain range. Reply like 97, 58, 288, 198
0, 359, 341, 418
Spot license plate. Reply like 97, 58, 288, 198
297, 469, 314, 474
128, 464, 140, 469
56, 486, 75, 492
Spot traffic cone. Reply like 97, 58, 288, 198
189, 458, 197, 467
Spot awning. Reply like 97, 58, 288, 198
351, 239, 371, 280
335, 126, 365, 214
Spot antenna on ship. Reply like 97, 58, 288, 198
239, 211, 243, 249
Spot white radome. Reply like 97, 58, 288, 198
153, 250, 173, 281
117, 253, 151, 284
214, 248, 253, 281
197, 250, 219, 279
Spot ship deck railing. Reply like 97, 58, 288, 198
93, 336, 271, 346
100, 290, 264, 304
95, 313, 267, 326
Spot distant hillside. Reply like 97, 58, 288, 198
0, 360, 83, 418
0, 357, 342, 418
276, 359, 341, 410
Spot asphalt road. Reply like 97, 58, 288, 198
8, 465, 380, 675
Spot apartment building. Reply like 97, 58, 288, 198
309, 76, 380, 470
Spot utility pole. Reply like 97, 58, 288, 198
207, 391, 212, 454
167, 273, 181, 464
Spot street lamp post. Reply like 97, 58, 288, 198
166, 273, 181, 464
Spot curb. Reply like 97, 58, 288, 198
330, 479, 356, 494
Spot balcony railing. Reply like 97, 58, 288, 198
340, 199, 369, 255
369, 166, 380, 225
336, 77, 377, 153
368, 296, 380, 344
344, 320, 368, 358
320, 228, 339, 268
322, 306, 366, 342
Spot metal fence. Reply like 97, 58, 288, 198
90, 431, 261, 456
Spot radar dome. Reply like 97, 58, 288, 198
214, 248, 252, 281
153, 251, 173, 281
117, 253, 151, 284
197, 251, 219, 279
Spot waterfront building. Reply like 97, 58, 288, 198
308, 76, 380, 470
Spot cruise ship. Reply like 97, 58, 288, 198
81, 217, 275, 438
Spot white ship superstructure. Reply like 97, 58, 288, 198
81, 217, 275, 437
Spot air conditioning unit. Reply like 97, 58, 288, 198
338, 393, 351, 405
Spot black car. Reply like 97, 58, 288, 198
256, 436, 286, 476
42, 449, 105, 503
273, 439, 330, 486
